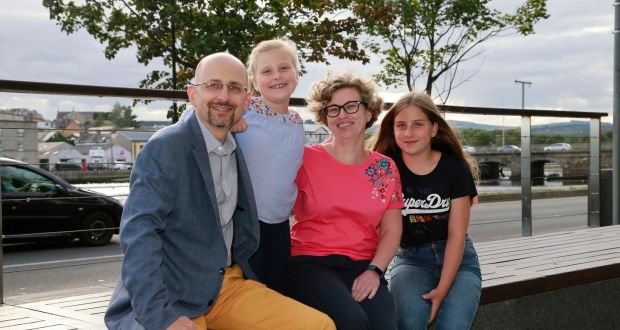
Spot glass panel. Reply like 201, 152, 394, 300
1, 165, 56, 193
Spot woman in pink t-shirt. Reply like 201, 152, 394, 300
286, 73, 403, 330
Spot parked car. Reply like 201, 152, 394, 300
54, 162, 83, 171
87, 162, 108, 171
544, 143, 572, 152
462, 145, 476, 153
496, 145, 522, 153
112, 162, 132, 170
1, 157, 122, 246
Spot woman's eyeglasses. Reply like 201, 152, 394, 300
323, 101, 366, 118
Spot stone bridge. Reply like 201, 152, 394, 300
474, 150, 612, 182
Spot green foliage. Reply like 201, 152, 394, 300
352, 0, 549, 102
42, 0, 369, 93
89, 112, 112, 127
458, 128, 595, 147
110, 102, 139, 128
46, 131, 73, 144
87, 103, 139, 128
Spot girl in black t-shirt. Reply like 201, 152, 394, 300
370, 91, 481, 329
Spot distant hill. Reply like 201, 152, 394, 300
448, 120, 510, 130
532, 120, 612, 135
449, 120, 612, 135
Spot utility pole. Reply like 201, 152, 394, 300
170, 0, 179, 124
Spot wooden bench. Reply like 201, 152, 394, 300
474, 225, 620, 329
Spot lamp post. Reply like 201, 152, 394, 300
512, 80, 532, 144
515, 80, 532, 109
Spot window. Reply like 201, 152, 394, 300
17, 128, 24, 137
0, 165, 56, 194
17, 142, 24, 152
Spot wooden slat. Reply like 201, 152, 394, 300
479, 226, 620, 304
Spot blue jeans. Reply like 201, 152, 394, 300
389, 237, 481, 330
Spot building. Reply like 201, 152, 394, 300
53, 110, 98, 128
38, 142, 83, 171
303, 124, 331, 145
0, 116, 38, 165
115, 131, 155, 162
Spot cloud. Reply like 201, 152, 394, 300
0, 0, 615, 125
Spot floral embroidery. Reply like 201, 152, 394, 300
365, 157, 401, 204
246, 97, 303, 124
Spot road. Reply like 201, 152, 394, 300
1, 195, 589, 299
469, 195, 588, 242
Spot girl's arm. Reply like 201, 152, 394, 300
423, 195, 471, 324
351, 208, 402, 302
230, 116, 248, 133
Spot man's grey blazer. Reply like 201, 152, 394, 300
104, 110, 259, 330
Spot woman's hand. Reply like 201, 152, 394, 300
351, 270, 380, 302
422, 288, 447, 325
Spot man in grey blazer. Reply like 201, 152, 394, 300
105, 53, 334, 330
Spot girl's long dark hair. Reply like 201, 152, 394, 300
369, 91, 479, 180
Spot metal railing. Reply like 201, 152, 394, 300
0, 79, 610, 303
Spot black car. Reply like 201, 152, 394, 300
1, 157, 122, 246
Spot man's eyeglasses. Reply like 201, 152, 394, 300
323, 100, 366, 118
191, 81, 247, 95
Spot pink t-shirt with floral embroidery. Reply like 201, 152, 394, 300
291, 145, 404, 260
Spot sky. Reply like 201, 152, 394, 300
0, 0, 615, 127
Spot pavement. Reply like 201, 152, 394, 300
0, 286, 112, 329
1, 225, 617, 329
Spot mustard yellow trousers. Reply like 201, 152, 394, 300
191, 265, 335, 330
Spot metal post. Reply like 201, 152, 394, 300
521, 116, 532, 236
589, 118, 601, 227
170, 1, 179, 124
502, 116, 505, 146
515, 80, 532, 110
0, 176, 4, 304
613, 0, 620, 225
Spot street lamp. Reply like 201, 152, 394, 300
511, 80, 532, 144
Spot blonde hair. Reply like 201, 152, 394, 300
370, 91, 479, 180
307, 73, 383, 129
246, 39, 301, 96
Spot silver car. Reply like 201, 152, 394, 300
462, 145, 476, 153
544, 143, 572, 152
496, 145, 521, 153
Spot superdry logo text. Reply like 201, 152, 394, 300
402, 194, 450, 215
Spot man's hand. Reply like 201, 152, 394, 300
351, 270, 380, 302
167, 316, 199, 330
230, 116, 248, 133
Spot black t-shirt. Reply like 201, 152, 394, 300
394, 152, 477, 248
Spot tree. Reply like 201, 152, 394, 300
352, 0, 549, 103
46, 131, 73, 145
110, 102, 139, 128
42, 0, 369, 119
88, 112, 112, 127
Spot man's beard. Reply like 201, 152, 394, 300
207, 101, 237, 128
